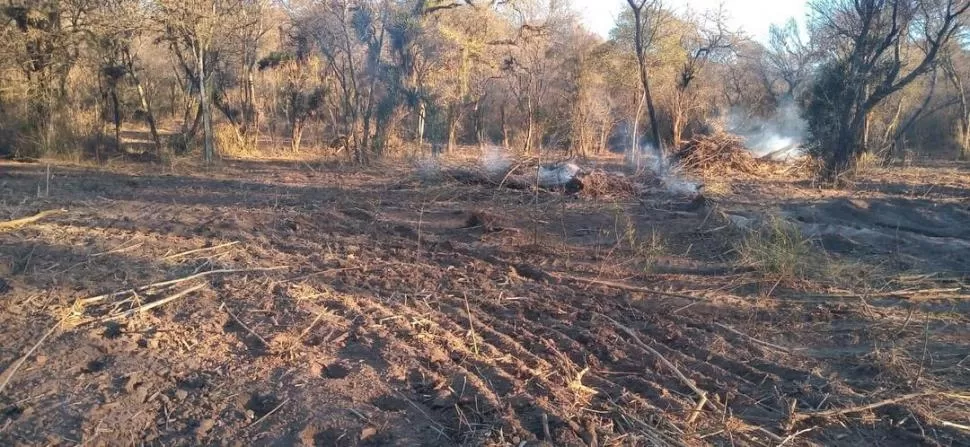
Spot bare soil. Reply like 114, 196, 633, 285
0, 156, 968, 446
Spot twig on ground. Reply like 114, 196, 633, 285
164, 241, 239, 260
793, 392, 945, 422
396, 391, 452, 440
79, 266, 288, 306
0, 313, 72, 396
936, 419, 970, 432
463, 293, 479, 356
292, 309, 329, 348
90, 241, 144, 258
775, 426, 816, 447
246, 398, 290, 429
595, 312, 713, 424
0, 209, 65, 232
221, 302, 270, 347
280, 267, 361, 284
100, 283, 206, 322
913, 314, 930, 387
558, 272, 709, 302
715, 323, 795, 354
823, 288, 962, 298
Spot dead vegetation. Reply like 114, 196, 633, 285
675, 132, 763, 176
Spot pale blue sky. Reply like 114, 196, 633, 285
573, 0, 809, 43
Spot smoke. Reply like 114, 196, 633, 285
481, 145, 512, 175
635, 143, 702, 196
725, 101, 806, 160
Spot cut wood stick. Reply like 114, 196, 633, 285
221, 302, 270, 347
793, 392, 937, 422
101, 283, 206, 322
595, 312, 713, 421
0, 314, 70, 396
0, 209, 65, 232
79, 266, 288, 306
715, 323, 796, 354
164, 241, 239, 260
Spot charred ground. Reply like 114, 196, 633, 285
0, 157, 968, 446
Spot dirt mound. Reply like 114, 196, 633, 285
674, 132, 761, 176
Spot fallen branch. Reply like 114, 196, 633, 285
79, 266, 289, 306
0, 209, 65, 232
595, 312, 713, 424
101, 283, 206, 322
164, 241, 239, 260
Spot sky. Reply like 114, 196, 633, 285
572, 0, 809, 43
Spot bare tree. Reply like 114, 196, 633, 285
764, 18, 815, 100
941, 45, 970, 159
154, 0, 248, 164
625, 0, 664, 156
670, 7, 736, 147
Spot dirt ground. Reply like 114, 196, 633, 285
0, 155, 968, 446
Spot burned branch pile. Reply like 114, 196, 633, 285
443, 163, 637, 198
674, 133, 760, 176
576, 170, 638, 198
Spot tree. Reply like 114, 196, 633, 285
669, 7, 736, 147
764, 18, 816, 100
625, 0, 665, 157
805, 0, 970, 177
941, 45, 970, 159
154, 0, 249, 164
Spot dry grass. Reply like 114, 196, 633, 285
701, 177, 733, 198
735, 217, 819, 280
214, 123, 259, 158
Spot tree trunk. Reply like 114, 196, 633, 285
446, 101, 461, 153
197, 47, 214, 164
111, 88, 122, 152
417, 101, 426, 147
524, 93, 535, 154
291, 120, 304, 152
598, 119, 609, 154
671, 102, 684, 150
631, 91, 644, 168
129, 68, 162, 156
501, 103, 509, 148
630, 5, 664, 158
